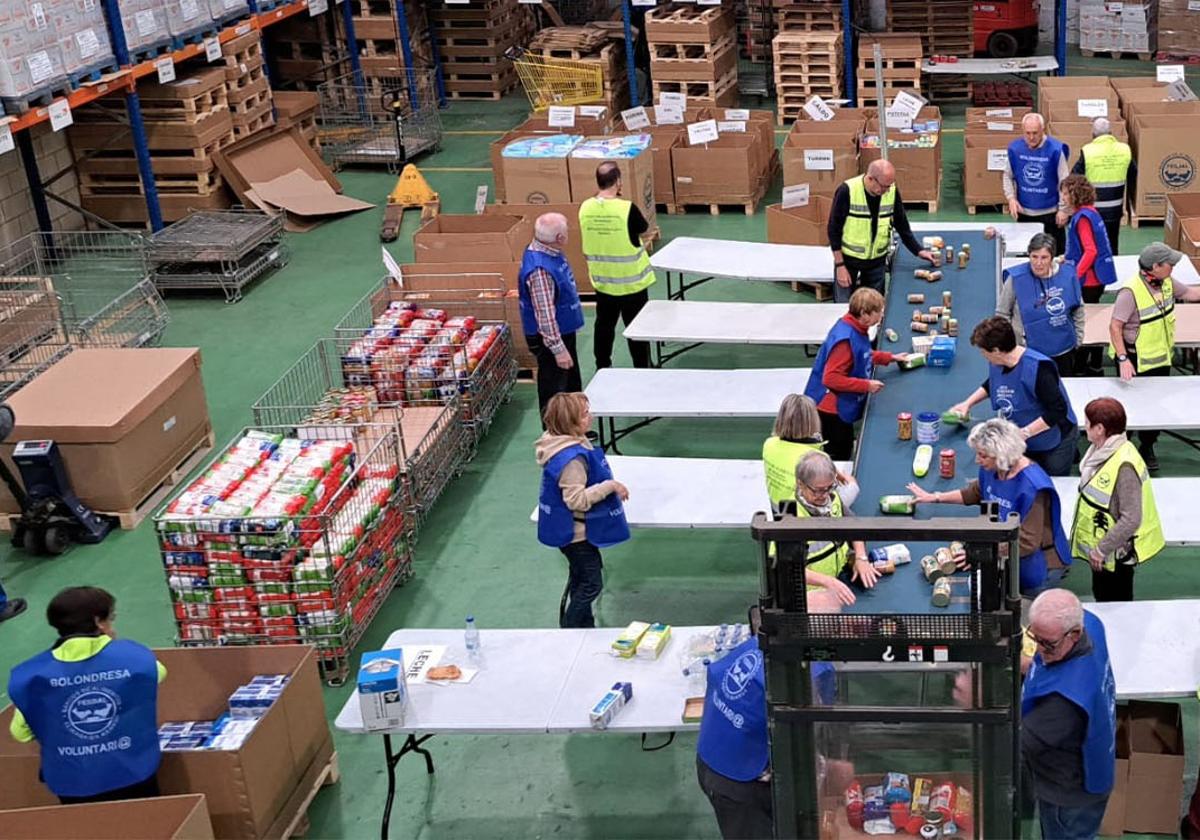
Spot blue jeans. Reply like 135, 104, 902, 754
1038, 797, 1108, 840
1028, 425, 1079, 477
559, 541, 603, 628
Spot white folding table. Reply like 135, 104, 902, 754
650, 237, 833, 300
1082, 302, 1200, 349
1001, 255, 1200, 289
1084, 600, 1200, 699
921, 56, 1059, 75
1063, 376, 1200, 432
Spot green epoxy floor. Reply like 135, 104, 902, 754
2, 50, 1198, 839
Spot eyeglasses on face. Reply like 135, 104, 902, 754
801, 481, 836, 500
1030, 625, 1080, 652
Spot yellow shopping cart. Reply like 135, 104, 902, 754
505, 47, 604, 111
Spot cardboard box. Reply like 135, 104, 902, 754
568, 138, 658, 230
766, 197, 832, 246
965, 106, 1032, 129
0, 348, 211, 515
397, 260, 519, 293
413, 214, 526, 263
782, 121, 860, 198
1129, 114, 1200, 219
357, 649, 407, 732
1126, 101, 1200, 145
482, 204, 592, 293
1165, 193, 1200, 249
860, 106, 943, 203
1038, 74, 1111, 100
644, 125, 684, 208
0, 645, 333, 840
671, 133, 767, 203
1123, 700, 1186, 835
1099, 707, 1131, 838
1041, 88, 1121, 123
0, 794, 215, 839
964, 128, 1023, 208
500, 153, 575, 205
1046, 117, 1127, 165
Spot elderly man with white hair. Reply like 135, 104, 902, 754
518, 212, 585, 421
1071, 116, 1134, 254
826, 158, 936, 304
1004, 112, 1071, 253
1022, 588, 1117, 840
905, 417, 1072, 595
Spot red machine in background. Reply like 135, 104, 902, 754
974, 0, 1041, 58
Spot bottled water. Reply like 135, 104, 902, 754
464, 615, 481, 664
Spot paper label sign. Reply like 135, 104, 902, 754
885, 107, 912, 129
892, 90, 927, 119
782, 184, 810, 208
156, 57, 176, 83
1190, 0, 1200, 10
660, 92, 687, 109
548, 106, 575, 127
0, 123, 13, 156
987, 149, 1008, 171
519, 0, 542, 4
204, 36, 222, 62
632, 0, 656, 6
621, 106, 651, 130
687, 119, 719, 145
579, 105, 607, 119
1105, 0, 1122, 11
803, 95, 834, 121
48, 99, 72, 132
181, 0, 200, 20
474, 185, 488, 214
725, 109, 750, 120
804, 149, 834, 171
987, 121, 1014, 132
383, 247, 403, 284
717, 120, 746, 133
985, 108, 1013, 117
1077, 99, 1108, 117
654, 104, 683, 125
1158, 65, 1185, 83
1168, 80, 1197, 101
75, 28, 100, 59
308, 0, 328, 13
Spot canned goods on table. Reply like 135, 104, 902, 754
931, 576, 952, 607
920, 554, 945, 581
897, 412, 913, 440
939, 448, 956, 478
915, 412, 939, 443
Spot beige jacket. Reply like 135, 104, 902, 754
535, 432, 619, 544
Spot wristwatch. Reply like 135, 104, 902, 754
1117, 354, 1129, 362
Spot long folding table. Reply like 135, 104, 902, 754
1082, 302, 1200, 349
1001, 254, 1200, 289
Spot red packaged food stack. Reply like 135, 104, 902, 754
845, 780, 864, 829
890, 802, 910, 827
952, 785, 974, 832
929, 781, 956, 821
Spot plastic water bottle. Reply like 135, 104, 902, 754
684, 659, 710, 697
464, 615, 481, 664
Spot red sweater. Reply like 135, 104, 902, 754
1073, 208, 1100, 288
817, 314, 895, 414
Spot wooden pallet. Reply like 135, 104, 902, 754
139, 86, 229, 124
669, 178, 769, 216
1128, 208, 1163, 229
232, 108, 275, 139
77, 132, 236, 176
1080, 48, 1153, 61
965, 201, 1006, 216
81, 167, 224, 196
790, 279, 833, 300
644, 5, 734, 45
650, 68, 739, 105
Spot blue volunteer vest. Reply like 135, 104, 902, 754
1022, 611, 1117, 795
988, 348, 1076, 453
538, 444, 630, 549
697, 638, 769, 781
804, 320, 874, 423
1065, 206, 1117, 287
7, 639, 161, 798
1009, 262, 1083, 359
518, 247, 585, 338
978, 463, 1072, 592
1008, 136, 1068, 213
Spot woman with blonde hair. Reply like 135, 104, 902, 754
535, 392, 630, 628
763, 394, 858, 513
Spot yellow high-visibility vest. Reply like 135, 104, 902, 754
762, 436, 826, 510
1109, 275, 1175, 372
578, 197, 655, 296
840, 175, 895, 261
1070, 440, 1164, 566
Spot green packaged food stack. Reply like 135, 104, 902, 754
899, 354, 926, 370
880, 495, 916, 515
941, 410, 968, 426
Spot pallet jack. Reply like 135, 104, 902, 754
0, 404, 111, 555
380, 164, 440, 243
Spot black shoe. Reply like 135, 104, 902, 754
0, 598, 27, 623
1140, 446, 1160, 472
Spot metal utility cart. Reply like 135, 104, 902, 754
0, 231, 169, 397
317, 70, 443, 173
751, 511, 1024, 840
147, 209, 289, 304
250, 337, 471, 526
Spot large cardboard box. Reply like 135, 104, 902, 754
413, 214, 526, 263
1164, 193, 1200, 249
1176, 216, 1200, 266
0, 348, 210, 515
482, 204, 593, 293
0, 794, 215, 839
766, 197, 832, 245
671, 133, 767, 203
397, 259, 519, 294
782, 121, 860, 198
0, 646, 333, 840
964, 128, 1023, 209
965, 106, 1032, 129
567, 139, 657, 230
1127, 101, 1200, 146
500, 153, 576, 205
1042, 88, 1120, 123
644, 125, 684, 208
1129, 114, 1200, 219
860, 106, 943, 203
1099, 707, 1131, 838
1123, 700, 1186, 835
1046, 117, 1127, 166
1038, 74, 1111, 101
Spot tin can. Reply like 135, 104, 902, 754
913, 308, 924, 321
931, 576, 952, 607
911, 321, 929, 333
921, 313, 939, 324
961, 243, 971, 253
920, 554, 945, 582
942, 290, 952, 307
880, 495, 916, 514
885, 328, 899, 343
928, 305, 944, 315
939, 314, 950, 332
919, 825, 939, 840
916, 411, 940, 443
947, 318, 959, 337
945, 245, 954, 262
907, 293, 925, 304
914, 269, 930, 280
930, 250, 943, 267
949, 540, 966, 563
935, 546, 958, 574
939, 448, 956, 478
928, 270, 943, 282
958, 250, 969, 269
897, 412, 913, 440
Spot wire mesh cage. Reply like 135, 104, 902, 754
154, 425, 415, 686
316, 69, 443, 173
250, 338, 471, 523
508, 49, 605, 110
0, 231, 168, 397
148, 209, 289, 304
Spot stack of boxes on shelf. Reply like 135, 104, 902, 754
116, 0, 172, 61
772, 31, 843, 125
855, 34, 922, 110
884, 0, 972, 101
962, 105, 1030, 214
0, 0, 114, 110
431, 0, 532, 100
1079, 0, 1156, 58
645, 5, 738, 108
350, 0, 432, 79
53, 0, 118, 85
262, 9, 343, 90
220, 31, 274, 140
528, 25, 630, 114
1156, 0, 1200, 60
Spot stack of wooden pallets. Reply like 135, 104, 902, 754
528, 25, 630, 113
431, 0, 533, 100
855, 33, 923, 109
221, 32, 275, 141
350, 0, 434, 77
773, 31, 843, 123
885, 0, 972, 101
645, 6, 739, 108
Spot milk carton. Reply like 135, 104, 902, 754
358, 649, 408, 731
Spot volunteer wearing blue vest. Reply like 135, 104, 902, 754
948, 316, 1079, 476
534, 392, 630, 628
804, 288, 910, 460
997, 232, 1086, 377
906, 418, 1072, 594
0, 576, 26, 622
1071, 118, 1134, 254
1023, 588, 1116, 840
1004, 113, 1071, 255
1060, 175, 1119, 376
518, 212, 585, 420
8, 587, 165, 804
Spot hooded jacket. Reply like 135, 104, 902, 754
535, 432, 619, 544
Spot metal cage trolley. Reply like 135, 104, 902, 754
154, 425, 415, 686
250, 337, 471, 526
0, 231, 168, 397
147, 209, 289, 304
316, 70, 443, 173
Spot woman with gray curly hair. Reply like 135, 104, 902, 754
904, 418, 1072, 594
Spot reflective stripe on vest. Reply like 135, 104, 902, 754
1131, 276, 1176, 371
793, 494, 850, 580
1070, 440, 1165, 564
840, 175, 894, 260
579, 197, 655, 295
762, 436, 825, 509
1082, 135, 1131, 209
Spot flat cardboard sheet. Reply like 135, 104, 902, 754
250, 170, 374, 218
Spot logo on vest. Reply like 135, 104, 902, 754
722, 650, 761, 702
995, 397, 1014, 419
1097, 473, 1112, 488
1022, 161, 1046, 185
62, 687, 120, 740
1161, 154, 1196, 190
1044, 294, 1066, 317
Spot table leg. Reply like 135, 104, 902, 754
381, 733, 436, 839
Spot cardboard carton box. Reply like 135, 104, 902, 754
782, 122, 860, 198
671, 133, 767, 203
397, 260, 519, 294
964, 128, 1024, 209
1129, 114, 1200, 219
0, 646, 333, 840
482, 204, 592, 293
567, 138, 657, 230
1176, 217, 1200, 264
1164, 193, 1200, 249
644, 125, 684, 208
516, 111, 610, 135
965, 106, 1032, 130
1038, 74, 1111, 101
1042, 88, 1120, 123
501, 153, 576, 205
1099, 707, 1131, 838
860, 106, 943, 203
0, 794, 215, 839
766, 197, 832, 246
413, 215, 526, 263
0, 348, 211, 516
1122, 700, 1186, 835
1126, 102, 1200, 146
1046, 117, 1127, 165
